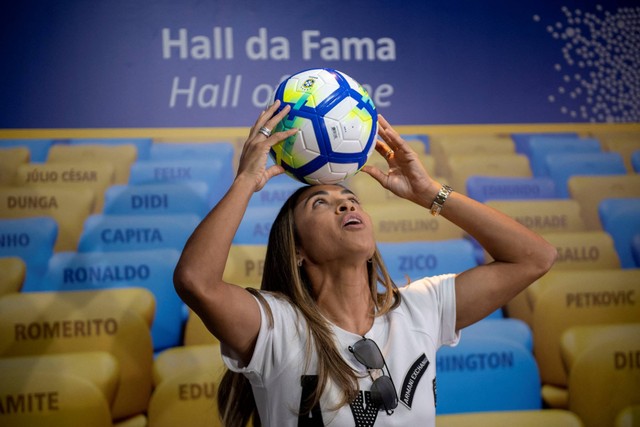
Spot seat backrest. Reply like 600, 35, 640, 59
599, 136, 640, 173
436, 409, 584, 427
447, 154, 532, 195
632, 150, 640, 173
0, 138, 53, 162
0, 217, 57, 290
463, 318, 533, 352
616, 405, 640, 427
14, 161, 116, 213
0, 351, 120, 407
78, 213, 199, 253
41, 249, 183, 351
466, 176, 557, 202
561, 323, 640, 427
68, 137, 153, 160
378, 239, 477, 284
543, 231, 621, 271
0, 371, 112, 427
0, 147, 30, 185
367, 202, 464, 242
104, 183, 209, 218
510, 132, 580, 157
569, 174, 640, 230
435, 336, 541, 414
0, 288, 154, 419
223, 244, 267, 287
47, 144, 137, 184
528, 136, 601, 177
599, 198, 640, 268
149, 141, 234, 162
430, 136, 515, 178
0, 257, 25, 296
234, 205, 281, 244
0, 187, 94, 251
546, 151, 627, 197
128, 159, 233, 207
147, 366, 222, 427
633, 234, 640, 268
530, 269, 640, 387
247, 174, 304, 208
486, 199, 585, 234
153, 343, 224, 387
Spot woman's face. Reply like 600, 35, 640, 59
293, 184, 376, 265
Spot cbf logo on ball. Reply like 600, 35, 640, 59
269, 68, 377, 185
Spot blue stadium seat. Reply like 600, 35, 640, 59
599, 198, 640, 269
0, 217, 57, 291
78, 213, 199, 252
632, 150, 640, 173
104, 182, 209, 218
400, 134, 430, 153
510, 133, 579, 157
436, 336, 541, 414
633, 234, 640, 268
546, 152, 627, 198
463, 318, 533, 352
378, 239, 478, 283
466, 176, 557, 202
247, 174, 304, 208
128, 159, 233, 207
527, 136, 602, 177
234, 205, 280, 244
68, 138, 153, 160
39, 249, 183, 351
149, 141, 234, 161
0, 138, 54, 162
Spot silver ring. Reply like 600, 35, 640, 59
258, 126, 272, 138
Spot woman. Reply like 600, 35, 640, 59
173, 100, 557, 426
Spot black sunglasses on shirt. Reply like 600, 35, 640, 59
348, 337, 399, 415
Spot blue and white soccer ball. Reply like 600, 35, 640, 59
269, 68, 378, 185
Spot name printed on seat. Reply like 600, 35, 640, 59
178, 382, 216, 400
437, 351, 515, 372
0, 392, 59, 414
556, 245, 600, 262
100, 228, 163, 244
6, 196, 58, 210
25, 168, 98, 183
565, 290, 636, 307
0, 233, 30, 247
514, 214, 568, 230
63, 264, 151, 284
14, 318, 119, 341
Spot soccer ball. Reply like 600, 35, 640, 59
269, 68, 377, 185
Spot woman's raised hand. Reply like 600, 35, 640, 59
362, 114, 437, 206
236, 100, 298, 192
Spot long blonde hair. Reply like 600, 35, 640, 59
217, 185, 400, 426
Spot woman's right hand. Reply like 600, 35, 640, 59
236, 100, 298, 192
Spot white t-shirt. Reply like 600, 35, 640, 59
222, 274, 459, 427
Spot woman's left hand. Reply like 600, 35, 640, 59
362, 114, 437, 206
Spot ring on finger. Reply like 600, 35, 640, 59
385, 148, 395, 159
258, 126, 272, 138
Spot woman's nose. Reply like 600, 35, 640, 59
337, 201, 356, 212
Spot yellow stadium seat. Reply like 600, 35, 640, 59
431, 135, 515, 179
153, 344, 224, 387
436, 409, 584, 427
599, 134, 640, 173
367, 202, 464, 242
486, 199, 586, 234
0, 186, 95, 251
447, 153, 531, 195
568, 175, 640, 230
183, 310, 219, 347
0, 352, 119, 408
114, 414, 148, 427
561, 324, 640, 427
147, 366, 222, 427
543, 231, 621, 271
46, 144, 137, 184
530, 269, 640, 388
0, 147, 30, 185
223, 244, 267, 287
0, 288, 155, 420
0, 371, 112, 427
616, 405, 640, 427
14, 161, 116, 213
0, 257, 25, 296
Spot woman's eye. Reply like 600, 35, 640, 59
312, 199, 326, 207
350, 198, 360, 204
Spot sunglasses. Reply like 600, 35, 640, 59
348, 337, 399, 414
